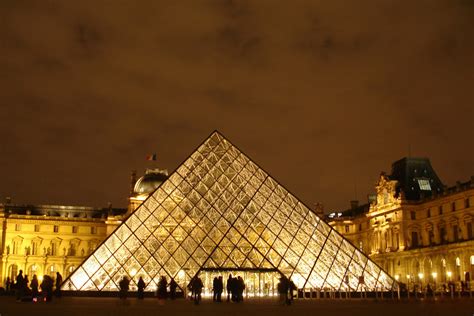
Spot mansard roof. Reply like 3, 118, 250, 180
389, 157, 444, 201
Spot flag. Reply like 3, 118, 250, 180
146, 153, 157, 161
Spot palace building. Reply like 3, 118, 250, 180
0, 169, 167, 287
0, 203, 126, 285
328, 157, 474, 290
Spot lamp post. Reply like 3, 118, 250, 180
432, 272, 437, 294
418, 273, 424, 294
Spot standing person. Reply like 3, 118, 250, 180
30, 275, 39, 299
157, 276, 168, 300
137, 277, 145, 299
6, 277, 11, 292
15, 270, 25, 301
41, 275, 54, 302
55, 272, 63, 297
188, 277, 195, 300
193, 276, 204, 305
288, 279, 296, 305
277, 276, 288, 305
216, 276, 224, 302
169, 278, 178, 300
237, 276, 245, 302
212, 277, 218, 302
118, 276, 130, 300
226, 275, 233, 302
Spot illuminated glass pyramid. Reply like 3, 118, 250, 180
62, 131, 396, 292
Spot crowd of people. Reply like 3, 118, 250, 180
3, 270, 63, 302
4, 271, 298, 305
118, 275, 179, 300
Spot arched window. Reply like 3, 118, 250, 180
470, 256, 474, 265
456, 257, 461, 267
28, 264, 39, 277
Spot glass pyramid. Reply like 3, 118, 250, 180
62, 131, 396, 293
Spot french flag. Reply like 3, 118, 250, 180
146, 153, 157, 161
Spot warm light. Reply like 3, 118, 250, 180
394, 275, 399, 281
406, 275, 411, 279
447, 271, 452, 278
130, 269, 137, 277
418, 273, 424, 279
177, 270, 185, 279
432, 272, 437, 279
38, 275, 43, 282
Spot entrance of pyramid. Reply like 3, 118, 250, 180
196, 268, 281, 298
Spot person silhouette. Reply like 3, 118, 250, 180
137, 276, 146, 299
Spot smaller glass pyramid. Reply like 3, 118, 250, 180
62, 131, 396, 293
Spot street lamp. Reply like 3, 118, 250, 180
418, 273, 424, 293
447, 271, 452, 280
432, 272, 437, 293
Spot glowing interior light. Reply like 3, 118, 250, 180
447, 271, 452, 278
418, 273, 423, 279
432, 272, 437, 279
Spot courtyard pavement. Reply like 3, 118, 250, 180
1, 296, 474, 316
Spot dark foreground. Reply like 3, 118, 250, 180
1, 296, 474, 316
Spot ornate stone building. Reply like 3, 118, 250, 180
0, 168, 167, 287
0, 203, 126, 285
328, 157, 474, 290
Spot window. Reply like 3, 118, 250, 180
68, 244, 77, 256
471, 256, 474, 265
439, 206, 443, 215
91, 227, 97, 234
453, 225, 459, 242
53, 225, 59, 233
34, 225, 40, 232
427, 209, 431, 218
359, 241, 363, 251
410, 211, 416, 220
440, 227, 446, 243
51, 243, 57, 256
72, 226, 78, 234
418, 179, 431, 191
345, 225, 350, 233
456, 257, 461, 267
452, 202, 456, 212
411, 231, 419, 248
428, 231, 434, 245
12, 241, 19, 254
32, 241, 39, 255
359, 224, 362, 232
15, 224, 21, 231
468, 222, 473, 240
466, 198, 471, 209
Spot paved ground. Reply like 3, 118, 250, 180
1, 296, 474, 316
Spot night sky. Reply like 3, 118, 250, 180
1, 1, 473, 213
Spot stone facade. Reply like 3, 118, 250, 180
0, 203, 125, 286
328, 158, 474, 290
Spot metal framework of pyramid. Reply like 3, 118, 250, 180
62, 131, 396, 293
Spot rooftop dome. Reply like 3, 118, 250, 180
133, 169, 168, 195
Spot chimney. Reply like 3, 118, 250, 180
350, 200, 359, 210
